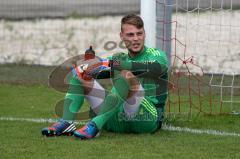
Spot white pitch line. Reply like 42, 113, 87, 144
162, 124, 240, 137
0, 117, 88, 125
1, 116, 240, 137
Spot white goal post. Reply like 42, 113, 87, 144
141, 0, 172, 67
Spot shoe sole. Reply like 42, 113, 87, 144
42, 126, 76, 137
42, 130, 74, 137
73, 132, 100, 140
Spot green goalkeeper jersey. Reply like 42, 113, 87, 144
110, 46, 169, 107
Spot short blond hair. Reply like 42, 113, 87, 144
121, 14, 144, 31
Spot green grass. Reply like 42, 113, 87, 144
1, 64, 240, 159
1, 84, 240, 159
0, 63, 54, 85
1, 121, 240, 159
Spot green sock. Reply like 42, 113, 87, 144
62, 76, 84, 121
92, 74, 130, 129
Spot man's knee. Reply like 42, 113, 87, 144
120, 70, 139, 86
119, 70, 141, 97
120, 70, 135, 80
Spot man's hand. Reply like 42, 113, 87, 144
72, 58, 110, 80
71, 63, 89, 80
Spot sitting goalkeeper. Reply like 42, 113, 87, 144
42, 14, 169, 139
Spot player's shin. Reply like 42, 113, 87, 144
62, 77, 85, 120
92, 73, 131, 129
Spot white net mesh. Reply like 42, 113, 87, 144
156, 0, 240, 114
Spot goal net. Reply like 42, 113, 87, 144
155, 0, 240, 116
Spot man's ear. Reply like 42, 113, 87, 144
143, 29, 146, 37
120, 32, 123, 41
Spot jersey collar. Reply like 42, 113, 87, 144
128, 46, 147, 60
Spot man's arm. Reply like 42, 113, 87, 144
110, 60, 168, 78
110, 51, 168, 78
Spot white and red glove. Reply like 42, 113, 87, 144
72, 58, 110, 80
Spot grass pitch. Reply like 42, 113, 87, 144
0, 64, 240, 159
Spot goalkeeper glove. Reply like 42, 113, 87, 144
72, 58, 111, 80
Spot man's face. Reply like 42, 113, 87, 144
120, 24, 145, 54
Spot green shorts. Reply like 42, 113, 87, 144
103, 98, 160, 133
